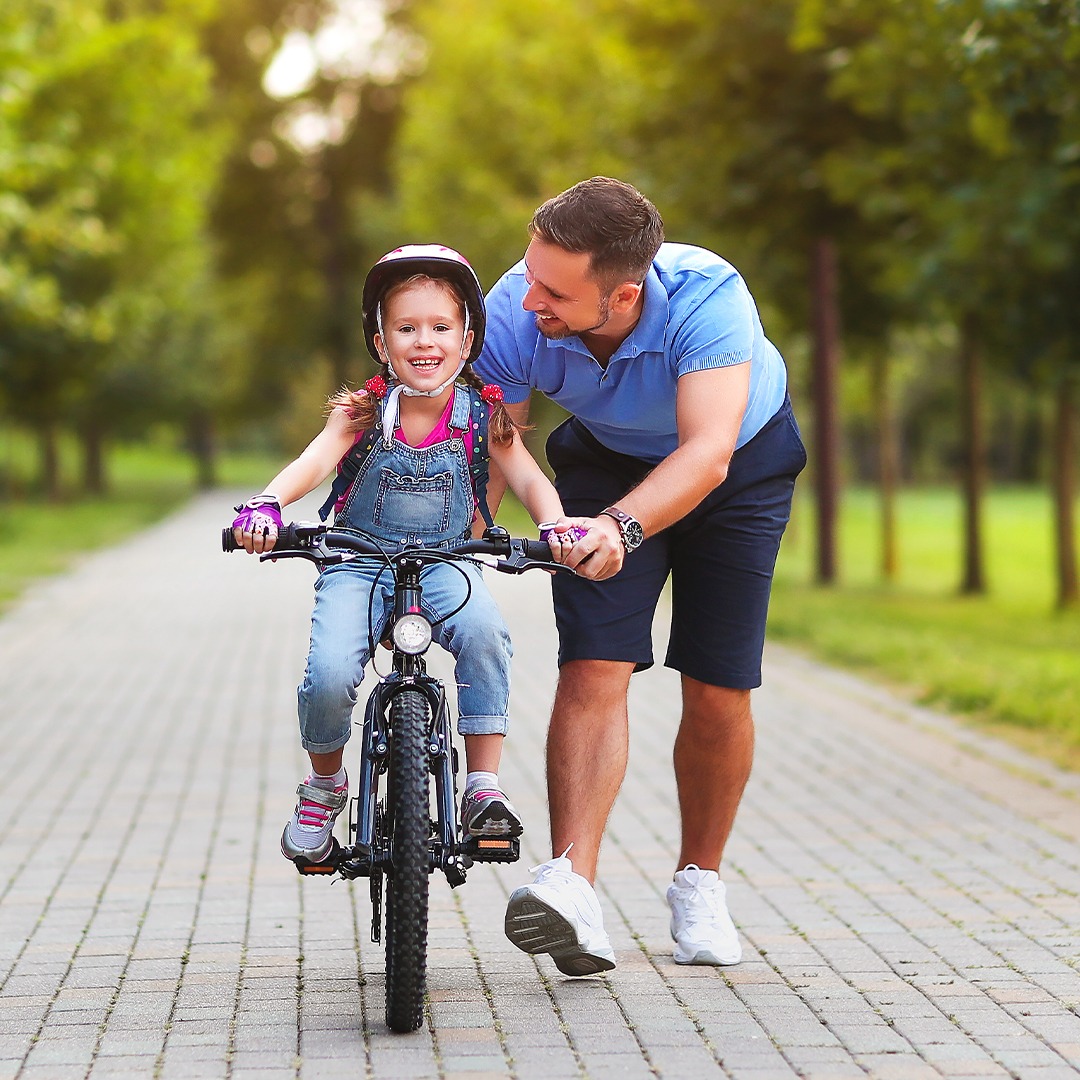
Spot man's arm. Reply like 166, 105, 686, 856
565, 363, 750, 579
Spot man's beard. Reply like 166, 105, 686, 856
536, 295, 611, 340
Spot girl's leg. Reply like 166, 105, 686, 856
424, 564, 520, 836
297, 564, 387, 756
284, 565, 388, 861
424, 563, 513, 740
462, 732, 504, 774
309, 748, 345, 776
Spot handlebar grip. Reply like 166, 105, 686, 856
221, 523, 305, 552
521, 539, 556, 562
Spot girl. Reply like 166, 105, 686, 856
231, 245, 577, 866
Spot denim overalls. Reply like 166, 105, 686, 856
297, 386, 513, 755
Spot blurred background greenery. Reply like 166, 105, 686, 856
1, 0, 1078, 756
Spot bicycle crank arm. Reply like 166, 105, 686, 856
288, 839, 374, 879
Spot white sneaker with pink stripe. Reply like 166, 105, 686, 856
280, 772, 348, 863
460, 783, 523, 837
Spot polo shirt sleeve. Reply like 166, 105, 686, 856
474, 271, 533, 405
671, 272, 755, 377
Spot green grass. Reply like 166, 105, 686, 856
769, 486, 1080, 760
0, 440, 278, 612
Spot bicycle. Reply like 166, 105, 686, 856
222, 521, 569, 1033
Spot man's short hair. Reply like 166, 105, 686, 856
528, 177, 665, 292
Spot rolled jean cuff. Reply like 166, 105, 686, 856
457, 713, 509, 736
300, 729, 353, 755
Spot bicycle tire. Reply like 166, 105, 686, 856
383, 688, 431, 1033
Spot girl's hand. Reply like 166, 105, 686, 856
539, 518, 588, 563
231, 497, 283, 555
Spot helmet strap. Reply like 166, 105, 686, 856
376, 298, 472, 446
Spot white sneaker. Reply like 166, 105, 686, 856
667, 864, 741, 965
504, 854, 616, 976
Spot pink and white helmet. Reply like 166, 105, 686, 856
361, 244, 486, 364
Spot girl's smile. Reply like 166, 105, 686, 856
374, 279, 474, 392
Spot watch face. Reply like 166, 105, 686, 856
622, 519, 645, 552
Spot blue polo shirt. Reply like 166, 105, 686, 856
474, 242, 788, 464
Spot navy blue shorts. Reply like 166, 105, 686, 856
546, 395, 806, 689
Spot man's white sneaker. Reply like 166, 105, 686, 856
667, 864, 741, 966
504, 854, 616, 976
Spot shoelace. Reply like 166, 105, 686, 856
466, 789, 504, 804
296, 784, 344, 831
679, 878, 722, 923
529, 843, 575, 880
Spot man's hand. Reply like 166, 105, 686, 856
562, 515, 626, 580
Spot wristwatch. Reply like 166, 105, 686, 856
600, 506, 645, 553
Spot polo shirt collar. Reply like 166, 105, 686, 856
621, 266, 670, 358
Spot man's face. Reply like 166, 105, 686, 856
521, 239, 612, 339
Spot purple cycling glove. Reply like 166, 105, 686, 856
232, 496, 283, 537
539, 522, 588, 545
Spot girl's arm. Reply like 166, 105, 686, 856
233, 408, 357, 555
255, 407, 357, 510
488, 433, 566, 526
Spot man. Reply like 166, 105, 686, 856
473, 177, 805, 975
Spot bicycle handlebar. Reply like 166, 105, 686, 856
222, 522, 571, 575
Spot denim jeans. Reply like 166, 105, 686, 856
297, 559, 513, 753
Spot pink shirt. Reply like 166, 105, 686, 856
396, 394, 474, 459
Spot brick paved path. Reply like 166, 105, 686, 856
1, 493, 1078, 1079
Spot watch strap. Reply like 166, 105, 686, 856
600, 506, 632, 525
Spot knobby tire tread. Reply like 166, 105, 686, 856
384, 688, 431, 1033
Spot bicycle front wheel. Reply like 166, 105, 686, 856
384, 688, 431, 1033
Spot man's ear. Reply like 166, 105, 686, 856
610, 281, 643, 314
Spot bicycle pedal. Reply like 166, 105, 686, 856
461, 836, 520, 863
291, 840, 341, 875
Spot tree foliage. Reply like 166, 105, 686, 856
0, 0, 224, 493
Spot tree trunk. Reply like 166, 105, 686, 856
39, 422, 61, 501
80, 422, 107, 495
187, 410, 217, 490
1051, 369, 1078, 609
958, 312, 986, 595
318, 150, 352, 393
871, 349, 899, 581
811, 236, 842, 584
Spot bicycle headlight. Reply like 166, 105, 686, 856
392, 613, 432, 655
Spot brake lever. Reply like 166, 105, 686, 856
495, 551, 575, 575
258, 547, 344, 566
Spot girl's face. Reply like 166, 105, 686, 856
374, 278, 474, 393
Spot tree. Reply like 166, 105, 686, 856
0, 0, 224, 495
797, 0, 1080, 605
620, 0, 906, 585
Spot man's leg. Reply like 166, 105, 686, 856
664, 677, 752, 966
547, 659, 635, 883
503, 657, 633, 976
674, 678, 753, 873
